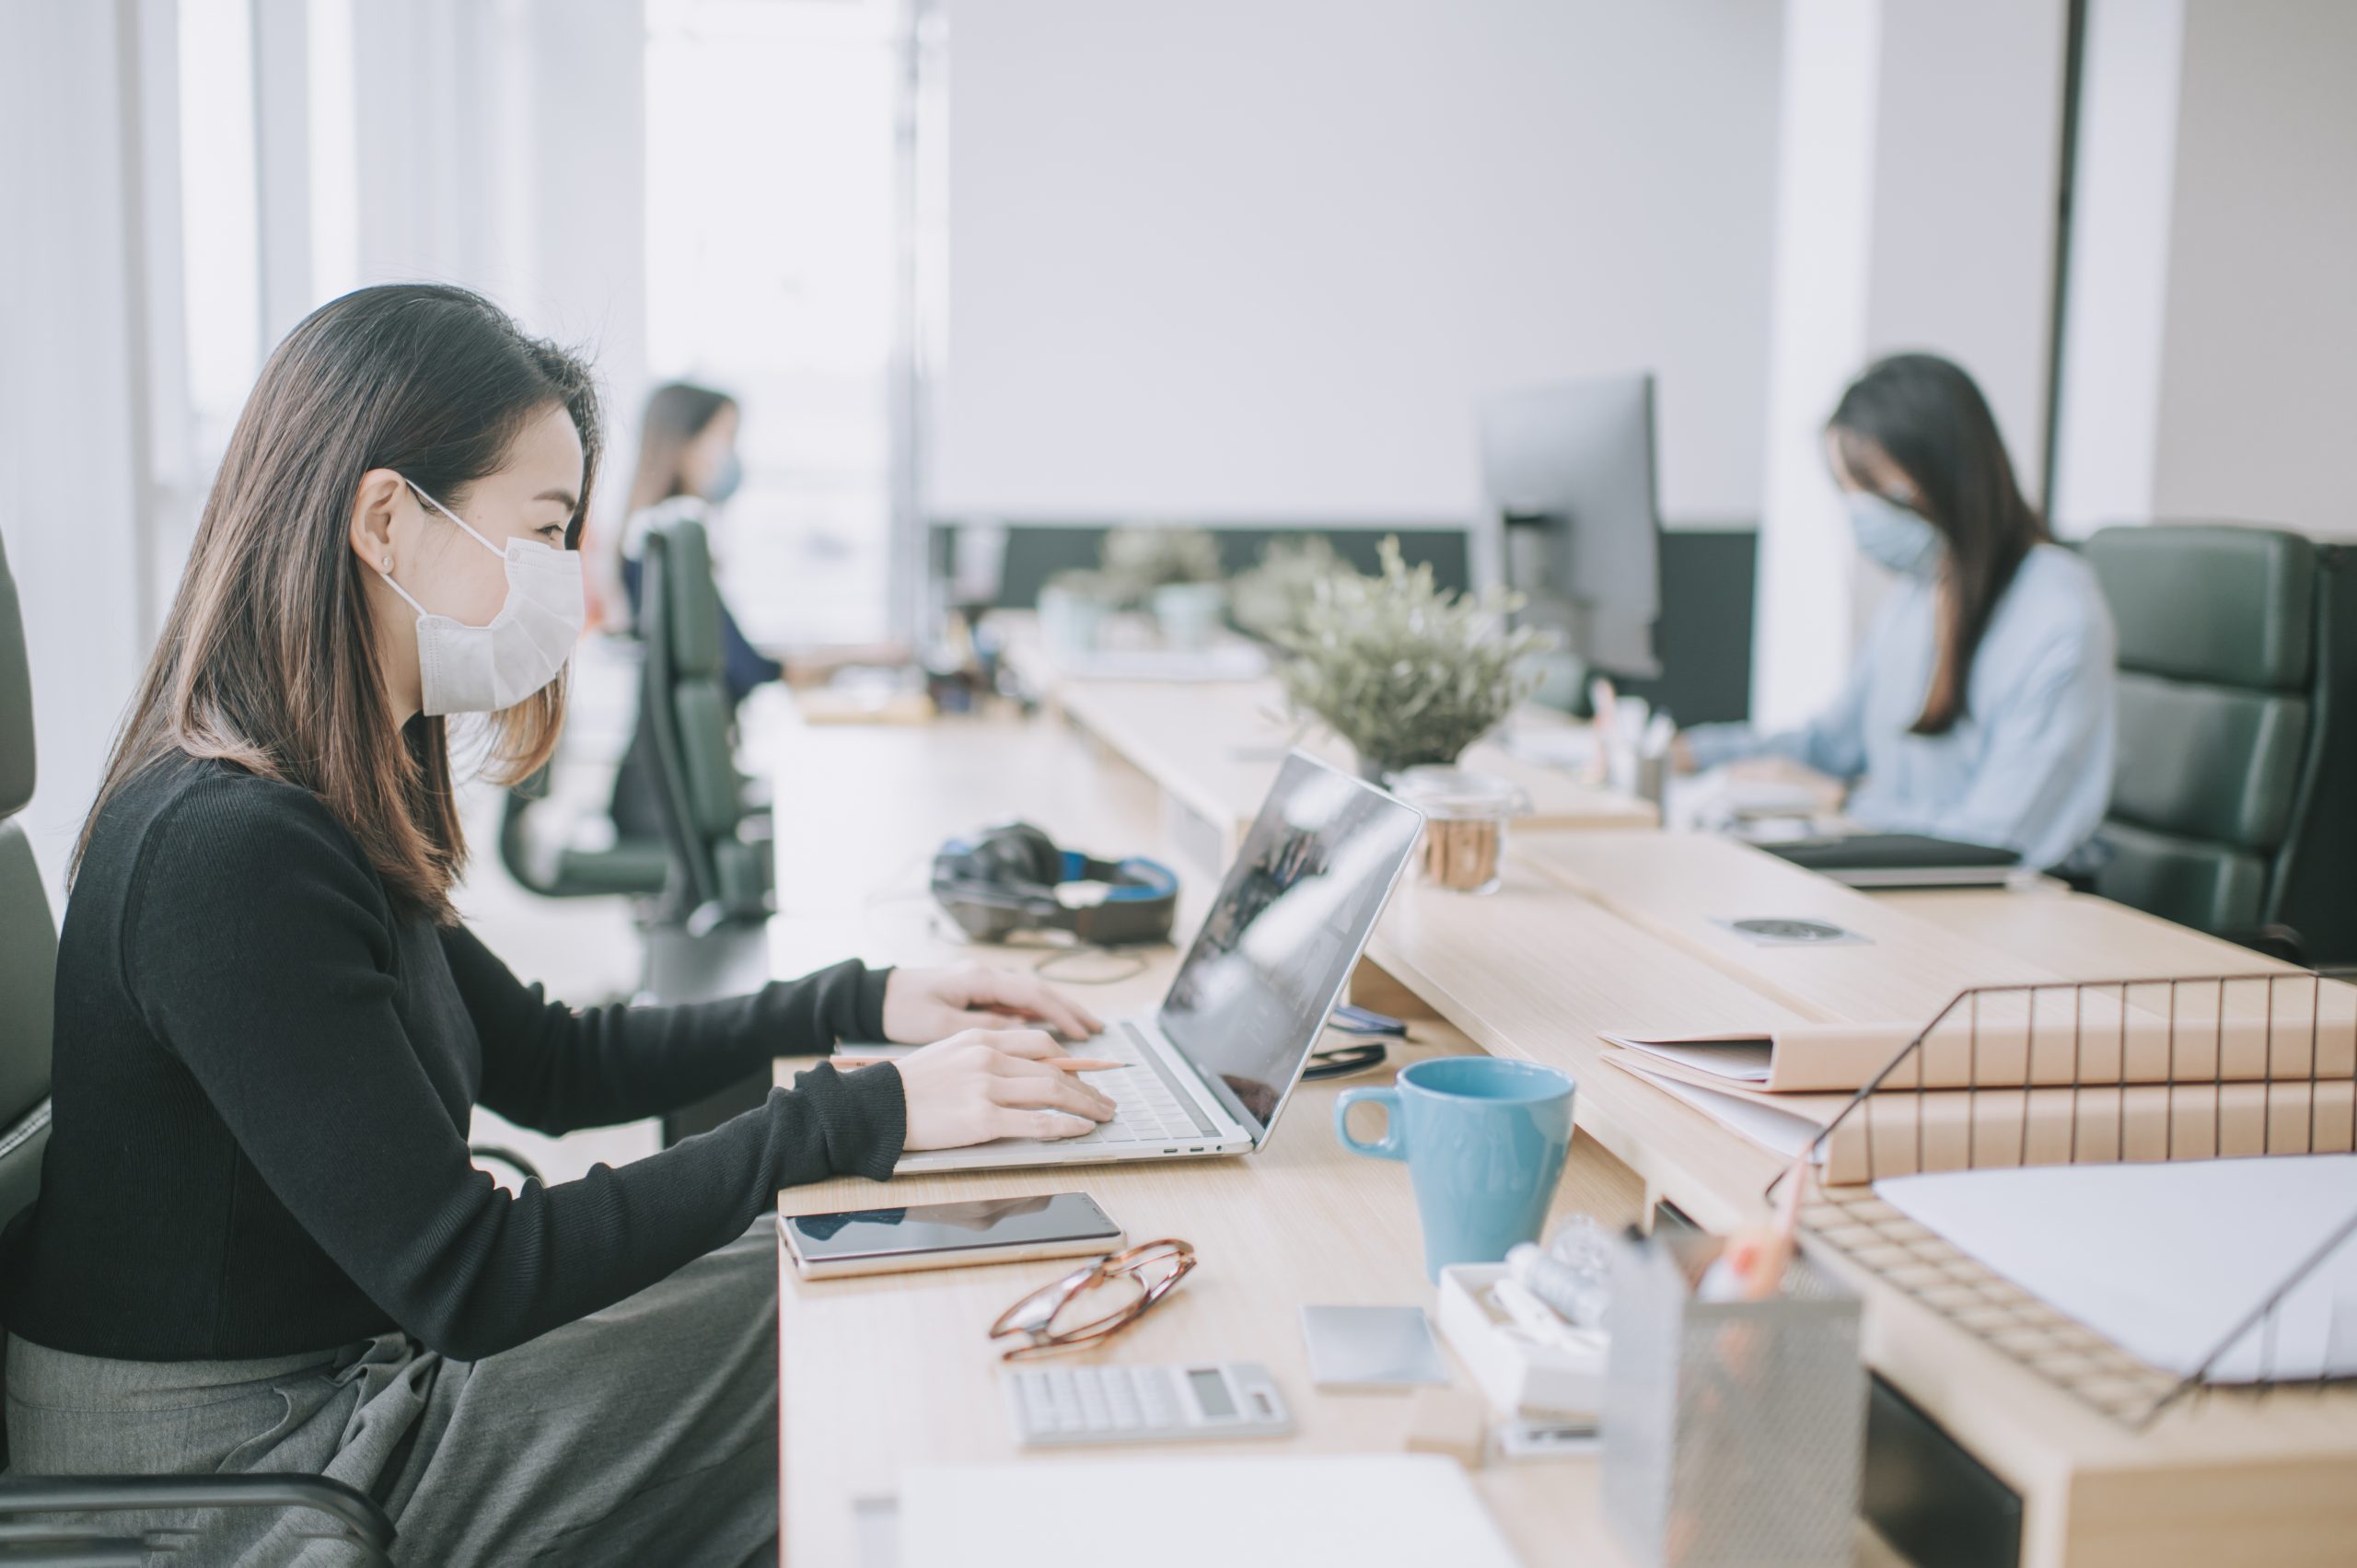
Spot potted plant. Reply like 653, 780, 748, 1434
1226, 534, 1346, 643
1273, 537, 1553, 781
1101, 525, 1226, 651
1036, 568, 1122, 655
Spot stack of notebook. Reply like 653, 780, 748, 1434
1604, 985, 2357, 1183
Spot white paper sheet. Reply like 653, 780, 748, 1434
900, 1455, 1522, 1568
1875, 1155, 2357, 1382
1618, 1059, 1826, 1162
1607, 1035, 1774, 1083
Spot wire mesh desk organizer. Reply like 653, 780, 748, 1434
1780, 971, 2357, 1428
1602, 1228, 1866, 1568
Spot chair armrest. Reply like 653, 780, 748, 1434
468, 1143, 547, 1188
0, 1473, 395, 1562
2225, 923, 2309, 966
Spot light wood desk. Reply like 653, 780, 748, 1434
1887, 883, 2303, 983
1039, 674, 1654, 873
1518, 830, 2298, 1027
1004, 685, 2357, 1568
758, 711, 1747, 1566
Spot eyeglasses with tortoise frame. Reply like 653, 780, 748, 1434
987, 1239, 1198, 1361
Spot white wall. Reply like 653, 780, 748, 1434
931, 0, 1785, 528
2150, 0, 2357, 536
2052, 0, 2357, 540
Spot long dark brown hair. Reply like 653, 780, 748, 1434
1829, 353, 2047, 736
625, 381, 736, 516
75, 283, 601, 923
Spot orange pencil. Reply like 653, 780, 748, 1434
832, 1055, 1124, 1073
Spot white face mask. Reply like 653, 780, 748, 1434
1845, 490, 1945, 581
377, 479, 585, 715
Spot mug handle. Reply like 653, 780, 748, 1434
1334, 1086, 1408, 1161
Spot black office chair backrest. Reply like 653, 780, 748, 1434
0, 531, 57, 1474
2084, 524, 2340, 945
639, 515, 770, 929
0, 529, 54, 1251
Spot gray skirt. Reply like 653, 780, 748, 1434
4, 1219, 779, 1567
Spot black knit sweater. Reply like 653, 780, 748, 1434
0, 753, 905, 1363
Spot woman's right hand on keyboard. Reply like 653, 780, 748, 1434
892, 1028, 1119, 1151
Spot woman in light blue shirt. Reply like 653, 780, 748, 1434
1685, 353, 2117, 872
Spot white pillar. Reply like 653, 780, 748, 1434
516, 0, 649, 535
2046, 0, 2186, 539
1751, 0, 2069, 729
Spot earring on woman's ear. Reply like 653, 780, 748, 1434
381, 555, 392, 571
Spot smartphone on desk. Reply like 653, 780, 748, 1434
782, 1193, 1124, 1280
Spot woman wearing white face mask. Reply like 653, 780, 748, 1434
606, 381, 782, 842
0, 285, 1113, 1563
1681, 352, 2118, 873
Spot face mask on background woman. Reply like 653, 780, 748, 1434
1846, 490, 1945, 581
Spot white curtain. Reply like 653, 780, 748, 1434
0, 0, 650, 903
0, 0, 181, 904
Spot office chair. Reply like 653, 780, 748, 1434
0, 533, 397, 1561
2084, 524, 2357, 964
637, 514, 774, 936
496, 761, 671, 902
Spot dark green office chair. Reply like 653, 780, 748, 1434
2085, 524, 2357, 963
0, 533, 396, 1560
496, 761, 671, 901
639, 514, 774, 935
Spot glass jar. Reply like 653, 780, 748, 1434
1390, 766, 1530, 896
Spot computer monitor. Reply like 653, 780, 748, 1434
1475, 373, 1663, 681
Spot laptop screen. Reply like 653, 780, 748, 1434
1156, 752, 1425, 1141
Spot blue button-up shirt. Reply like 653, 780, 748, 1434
1687, 543, 2118, 871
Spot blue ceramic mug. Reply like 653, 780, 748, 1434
1335, 1057, 1576, 1280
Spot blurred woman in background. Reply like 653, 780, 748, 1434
1681, 352, 2117, 872
610, 381, 783, 840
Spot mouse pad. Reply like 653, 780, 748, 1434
1299, 1305, 1451, 1390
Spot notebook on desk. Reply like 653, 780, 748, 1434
1603, 989, 2332, 1096
1753, 831, 2019, 888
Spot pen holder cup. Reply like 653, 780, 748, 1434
1605, 741, 1670, 812
1601, 1232, 1866, 1568
1389, 768, 1531, 896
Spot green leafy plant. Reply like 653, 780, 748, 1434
1100, 525, 1224, 600
1227, 534, 1348, 642
1275, 538, 1554, 776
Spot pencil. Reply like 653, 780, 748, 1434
832, 1055, 1124, 1073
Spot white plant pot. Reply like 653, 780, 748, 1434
1152, 582, 1226, 651
1038, 587, 1109, 654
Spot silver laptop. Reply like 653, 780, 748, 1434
898, 751, 1425, 1174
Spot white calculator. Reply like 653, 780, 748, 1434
1003, 1362, 1292, 1446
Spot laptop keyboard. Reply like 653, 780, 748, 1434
1066, 1024, 1217, 1144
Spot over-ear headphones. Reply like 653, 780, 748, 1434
930, 821, 1179, 947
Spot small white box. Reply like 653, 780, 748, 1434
1436, 1264, 1608, 1418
